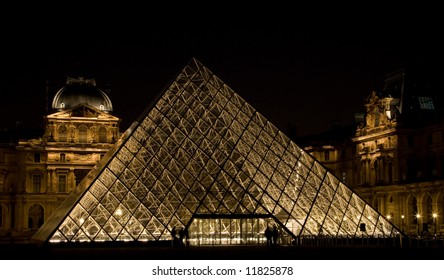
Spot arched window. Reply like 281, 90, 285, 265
28, 204, 44, 229
79, 125, 88, 143
426, 195, 433, 224
58, 125, 67, 142
411, 196, 418, 225
98, 126, 107, 143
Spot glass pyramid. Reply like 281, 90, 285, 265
33, 58, 399, 245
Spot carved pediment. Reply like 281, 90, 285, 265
71, 106, 99, 117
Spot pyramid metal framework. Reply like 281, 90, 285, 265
33, 58, 399, 245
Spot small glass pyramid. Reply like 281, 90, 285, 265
33, 58, 399, 245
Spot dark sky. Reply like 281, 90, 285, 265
2, 5, 443, 137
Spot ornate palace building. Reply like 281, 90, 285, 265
0, 76, 120, 241
302, 64, 444, 237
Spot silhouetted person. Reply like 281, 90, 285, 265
264, 226, 272, 247
184, 227, 189, 247
272, 225, 279, 246
171, 226, 178, 247
178, 227, 185, 247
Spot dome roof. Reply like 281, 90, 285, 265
52, 76, 113, 112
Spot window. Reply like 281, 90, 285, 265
32, 174, 41, 193
79, 125, 88, 143
58, 174, 67, 193
34, 153, 40, 162
0, 174, 5, 192
60, 153, 66, 162
98, 127, 107, 143
59, 125, 67, 142
324, 151, 330, 161
74, 170, 89, 186
28, 204, 44, 229
411, 197, 418, 225
342, 171, 346, 183
374, 108, 380, 126
419, 96, 435, 110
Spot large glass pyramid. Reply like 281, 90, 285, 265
33, 58, 399, 245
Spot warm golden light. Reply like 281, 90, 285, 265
416, 214, 421, 219
433, 213, 438, 219
387, 215, 391, 220
43, 58, 402, 244
401, 215, 404, 219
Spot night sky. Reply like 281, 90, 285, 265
2, 5, 443, 138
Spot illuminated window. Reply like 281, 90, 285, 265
60, 102, 65, 108
32, 174, 41, 193
419, 96, 434, 110
79, 125, 88, 143
58, 174, 67, 193
99, 127, 107, 143
59, 125, 67, 142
